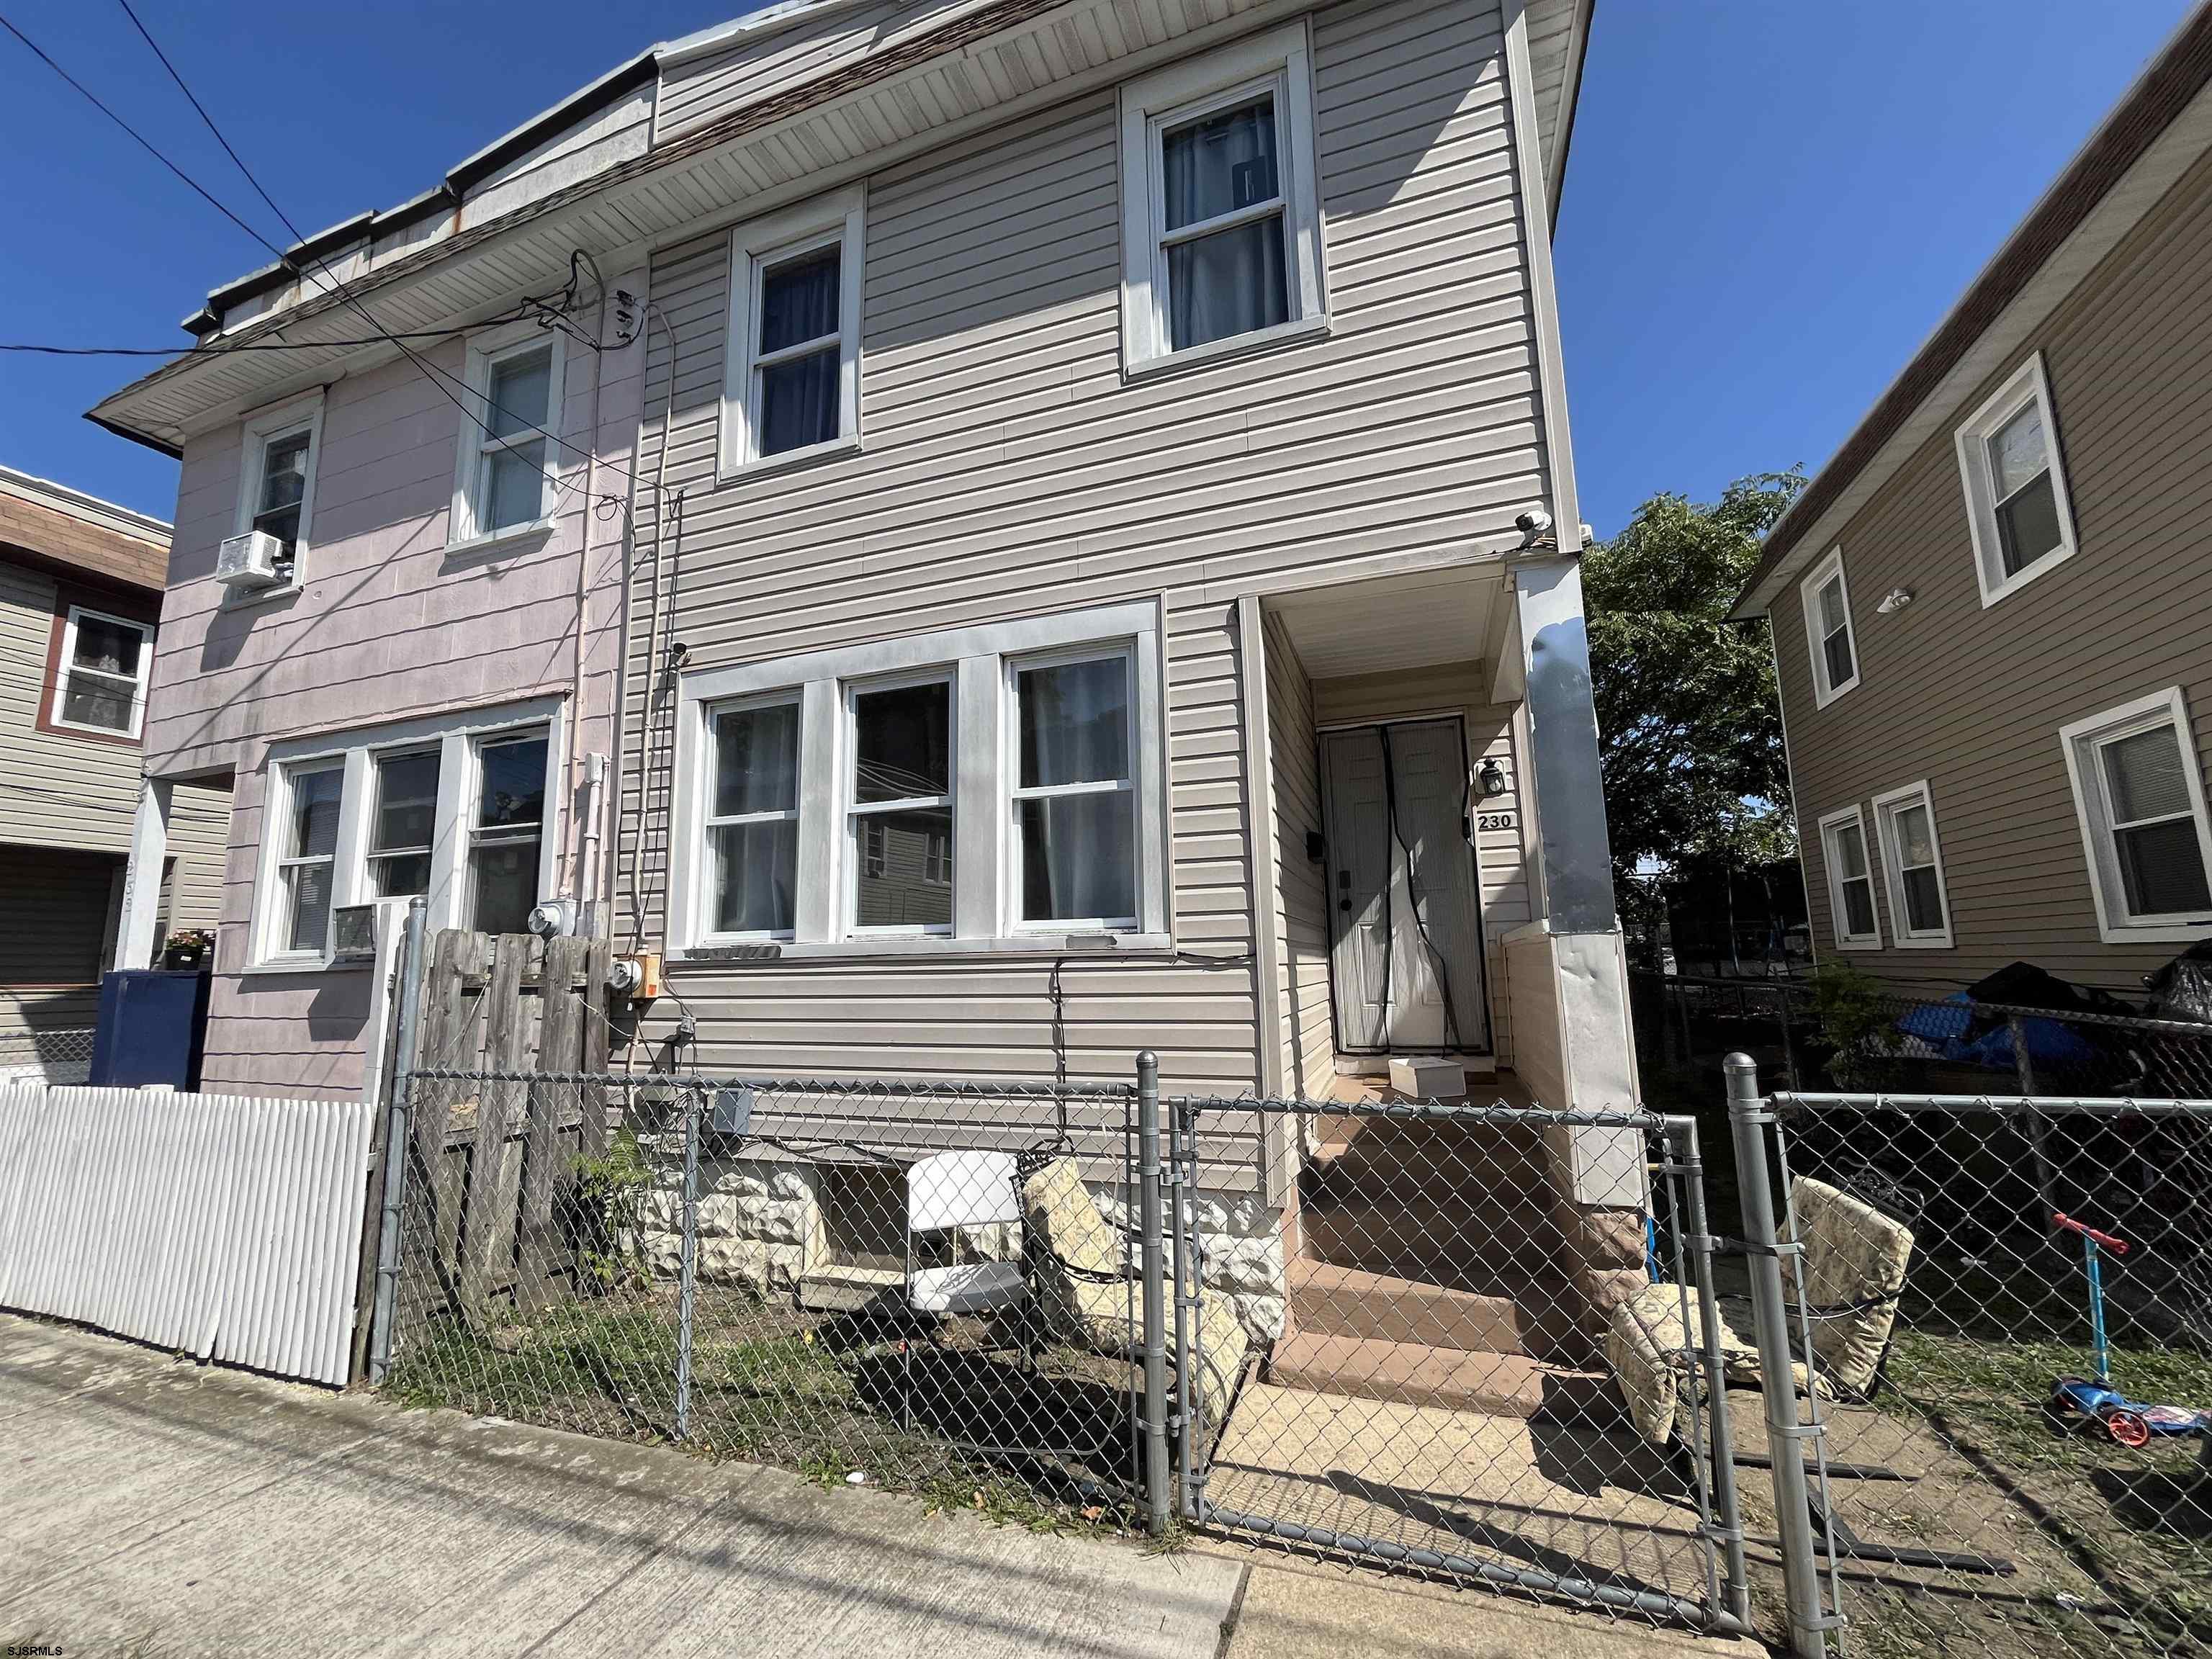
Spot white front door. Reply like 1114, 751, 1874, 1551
1320, 719, 1487, 1054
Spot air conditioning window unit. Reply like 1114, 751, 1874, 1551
215, 529, 289, 589
330, 904, 382, 961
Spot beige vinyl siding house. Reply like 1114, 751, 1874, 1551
1734, 9, 2212, 995
90, 0, 1657, 1389
0, 468, 230, 1043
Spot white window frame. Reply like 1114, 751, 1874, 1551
1799, 545, 1861, 709
1816, 804, 1883, 952
449, 322, 567, 552
1118, 21, 1328, 374
1955, 351, 2078, 608
1006, 642, 1141, 932
666, 600, 1168, 961
230, 391, 325, 600
845, 669, 958, 938
693, 691, 804, 945
248, 696, 565, 970
1870, 780, 1954, 949
48, 603, 153, 739
718, 186, 865, 478
2059, 687, 2212, 943
363, 745, 441, 902
264, 760, 346, 966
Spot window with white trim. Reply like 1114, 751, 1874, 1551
49, 604, 152, 737
233, 392, 324, 592
1799, 547, 1859, 708
451, 327, 565, 547
1955, 351, 2077, 606
667, 601, 1168, 958
1012, 649, 1138, 928
2060, 688, 2212, 943
274, 763, 344, 959
719, 187, 863, 474
701, 696, 800, 938
1817, 804, 1881, 950
251, 698, 564, 967
1119, 22, 1327, 372
848, 677, 955, 934
1871, 781, 1953, 948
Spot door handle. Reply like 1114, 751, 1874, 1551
1339, 898, 1352, 914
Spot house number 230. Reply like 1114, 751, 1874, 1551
1475, 813, 1515, 832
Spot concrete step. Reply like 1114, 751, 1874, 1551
1264, 1331, 1617, 1421
798, 1262, 903, 1314
1286, 1259, 1525, 1352
1295, 1195, 1568, 1288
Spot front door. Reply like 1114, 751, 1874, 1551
1320, 719, 1487, 1054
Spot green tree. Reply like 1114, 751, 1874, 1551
1583, 471, 1807, 919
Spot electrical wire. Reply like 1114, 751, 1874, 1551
5, 4, 639, 508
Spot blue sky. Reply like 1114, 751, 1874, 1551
0, 0, 2196, 529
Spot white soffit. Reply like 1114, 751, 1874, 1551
1267, 562, 1506, 681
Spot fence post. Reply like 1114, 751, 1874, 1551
1137, 1051, 1171, 1537
2008, 1012, 2062, 1236
1776, 987, 1802, 1091
676, 1084, 701, 1441
368, 897, 429, 1385
1726, 1053, 1828, 1658
1671, 1114, 1750, 1629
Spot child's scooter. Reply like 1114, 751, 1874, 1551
2046, 1211, 2212, 1448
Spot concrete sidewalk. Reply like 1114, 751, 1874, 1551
0, 1315, 1242, 1658
0, 1315, 1756, 1658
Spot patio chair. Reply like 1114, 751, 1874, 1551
1601, 1176, 1915, 1451
902, 1149, 1029, 1428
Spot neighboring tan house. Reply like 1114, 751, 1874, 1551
1733, 6, 2212, 997
93, 0, 1647, 1388
0, 466, 230, 1064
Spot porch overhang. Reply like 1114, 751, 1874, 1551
1262, 561, 1512, 691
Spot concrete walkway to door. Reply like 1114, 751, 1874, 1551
0, 1314, 1241, 1658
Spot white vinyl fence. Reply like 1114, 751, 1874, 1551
0, 1087, 374, 1386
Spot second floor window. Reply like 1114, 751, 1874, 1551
1799, 547, 1859, 708
721, 187, 864, 475
253, 431, 312, 580
452, 326, 565, 547
50, 604, 152, 737
1120, 23, 1328, 372
1955, 351, 2078, 606
233, 392, 323, 593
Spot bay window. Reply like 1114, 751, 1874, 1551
252, 698, 563, 967
1119, 22, 1327, 372
668, 601, 1166, 958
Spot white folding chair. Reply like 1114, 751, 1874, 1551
902, 1149, 1028, 1428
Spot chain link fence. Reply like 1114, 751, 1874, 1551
1744, 1079, 2212, 1658
1166, 1092, 1754, 1635
1632, 971, 2212, 1100
0, 1027, 95, 1087
377, 1066, 1156, 1529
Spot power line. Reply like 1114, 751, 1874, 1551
0, 5, 642, 504
107, 0, 639, 500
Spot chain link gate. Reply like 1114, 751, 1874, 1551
1161, 1091, 1754, 1637
1728, 1053, 2212, 1658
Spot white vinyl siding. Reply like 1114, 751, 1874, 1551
2060, 688, 2212, 943
1956, 351, 2078, 607
1816, 804, 1881, 951
1871, 781, 1954, 949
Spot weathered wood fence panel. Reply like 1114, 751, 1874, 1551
397, 929, 615, 1332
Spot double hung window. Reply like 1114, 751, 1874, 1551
275, 764, 344, 958
452, 328, 565, 546
1799, 547, 1859, 707
2062, 689, 2212, 941
367, 750, 439, 899
233, 393, 323, 591
1817, 806, 1881, 950
1120, 24, 1326, 371
670, 602, 1168, 956
468, 732, 549, 935
848, 680, 954, 933
50, 605, 153, 737
1012, 652, 1137, 927
1872, 782, 1953, 948
1955, 352, 2078, 605
720, 188, 864, 474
